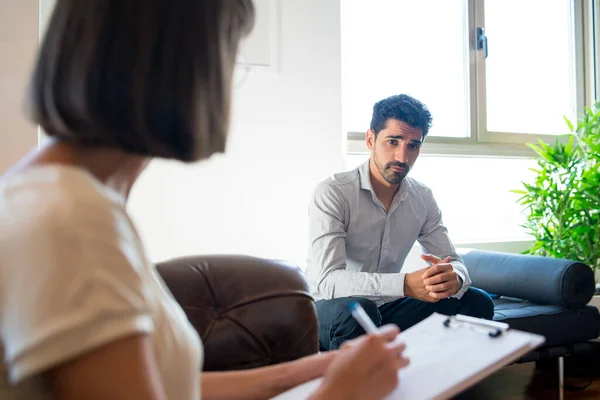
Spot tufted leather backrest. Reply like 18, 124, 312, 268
155, 255, 319, 371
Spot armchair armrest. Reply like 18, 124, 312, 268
458, 249, 595, 309
155, 255, 318, 371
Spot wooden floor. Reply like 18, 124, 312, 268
458, 362, 600, 399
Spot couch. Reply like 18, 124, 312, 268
155, 255, 319, 371
459, 249, 600, 398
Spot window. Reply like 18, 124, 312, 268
482, 0, 580, 141
342, 0, 470, 139
342, 0, 598, 153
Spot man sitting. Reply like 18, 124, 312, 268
306, 94, 494, 350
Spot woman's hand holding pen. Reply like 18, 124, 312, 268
310, 324, 409, 400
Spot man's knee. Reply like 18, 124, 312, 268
459, 287, 495, 320
316, 297, 381, 350
323, 297, 380, 324
350, 297, 380, 322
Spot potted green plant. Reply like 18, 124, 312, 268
512, 103, 600, 293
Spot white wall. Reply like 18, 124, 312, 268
0, 0, 39, 174
128, 0, 344, 266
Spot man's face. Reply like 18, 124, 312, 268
366, 119, 423, 185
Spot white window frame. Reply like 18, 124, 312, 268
588, 0, 600, 105
346, 0, 599, 158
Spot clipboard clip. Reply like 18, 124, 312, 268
443, 314, 509, 338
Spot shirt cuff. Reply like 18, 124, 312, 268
380, 272, 406, 301
451, 266, 470, 300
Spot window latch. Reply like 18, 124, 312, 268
476, 27, 488, 58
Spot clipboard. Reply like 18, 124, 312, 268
271, 312, 545, 400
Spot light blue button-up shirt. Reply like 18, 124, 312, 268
306, 160, 471, 306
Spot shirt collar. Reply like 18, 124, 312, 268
358, 159, 410, 202
358, 159, 375, 191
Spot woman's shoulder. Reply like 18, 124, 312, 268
0, 166, 159, 389
0, 164, 141, 266
0, 164, 126, 230
0, 164, 150, 307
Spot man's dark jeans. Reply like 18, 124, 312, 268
315, 287, 495, 350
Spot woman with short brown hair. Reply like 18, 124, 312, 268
0, 1, 408, 399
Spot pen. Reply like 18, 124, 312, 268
349, 301, 379, 334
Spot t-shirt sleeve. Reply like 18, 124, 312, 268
0, 183, 154, 384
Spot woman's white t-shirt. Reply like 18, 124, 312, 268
0, 165, 203, 399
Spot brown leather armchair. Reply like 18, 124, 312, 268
155, 255, 319, 371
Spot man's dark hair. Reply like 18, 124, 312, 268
27, 0, 255, 162
369, 94, 433, 139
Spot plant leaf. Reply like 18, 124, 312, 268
510, 189, 528, 195
564, 115, 574, 132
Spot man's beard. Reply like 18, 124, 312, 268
375, 158, 410, 185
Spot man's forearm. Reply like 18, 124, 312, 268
318, 270, 407, 301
